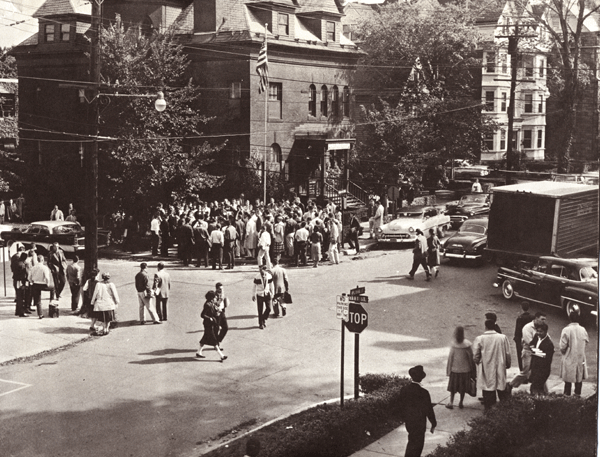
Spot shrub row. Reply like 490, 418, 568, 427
201, 373, 410, 457
428, 393, 597, 457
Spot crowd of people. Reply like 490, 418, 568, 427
0, 194, 25, 224
114, 196, 362, 270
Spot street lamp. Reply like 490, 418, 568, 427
155, 91, 167, 112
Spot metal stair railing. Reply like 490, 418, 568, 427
346, 180, 369, 206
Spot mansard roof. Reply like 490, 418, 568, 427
296, 0, 341, 15
33, 0, 91, 18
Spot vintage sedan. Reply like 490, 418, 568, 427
1, 221, 110, 256
375, 207, 451, 244
442, 218, 488, 262
445, 193, 491, 228
493, 256, 598, 320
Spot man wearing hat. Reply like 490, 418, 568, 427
407, 229, 431, 281
398, 365, 437, 457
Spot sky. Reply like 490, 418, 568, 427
0, 0, 45, 48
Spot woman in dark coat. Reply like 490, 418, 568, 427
197, 290, 227, 362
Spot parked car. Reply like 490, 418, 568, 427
375, 207, 451, 244
493, 256, 598, 321
0, 221, 111, 257
442, 218, 488, 262
445, 193, 491, 228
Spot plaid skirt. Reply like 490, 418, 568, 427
273, 241, 285, 255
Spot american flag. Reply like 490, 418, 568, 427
256, 39, 269, 94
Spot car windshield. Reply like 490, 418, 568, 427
53, 224, 82, 235
461, 195, 487, 204
459, 223, 486, 234
26, 225, 46, 234
580, 266, 598, 281
397, 212, 423, 218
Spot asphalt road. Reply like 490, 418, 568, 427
0, 248, 597, 457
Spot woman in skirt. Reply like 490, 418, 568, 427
90, 272, 119, 335
446, 326, 475, 409
197, 290, 227, 362
272, 215, 286, 264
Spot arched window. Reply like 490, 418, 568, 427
308, 84, 316, 117
331, 86, 339, 118
342, 86, 350, 117
320, 85, 328, 117
141, 16, 154, 37
270, 143, 282, 164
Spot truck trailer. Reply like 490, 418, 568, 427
486, 181, 599, 263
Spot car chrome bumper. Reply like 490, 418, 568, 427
376, 235, 415, 243
444, 252, 481, 260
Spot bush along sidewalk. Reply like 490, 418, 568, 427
428, 392, 597, 457
201, 373, 410, 457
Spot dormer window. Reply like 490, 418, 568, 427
45, 24, 55, 42
60, 24, 70, 42
278, 13, 289, 36
326, 22, 335, 42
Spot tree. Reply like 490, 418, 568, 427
97, 19, 224, 218
0, 47, 17, 78
515, 0, 600, 172
353, 2, 495, 192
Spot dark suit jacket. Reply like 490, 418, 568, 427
49, 250, 67, 274
514, 312, 533, 343
529, 335, 554, 383
398, 382, 437, 433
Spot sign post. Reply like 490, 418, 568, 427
338, 288, 369, 403
344, 297, 369, 400
336, 294, 349, 407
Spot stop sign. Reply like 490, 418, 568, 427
344, 303, 368, 333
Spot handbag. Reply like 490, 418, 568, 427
283, 291, 293, 304
468, 378, 477, 397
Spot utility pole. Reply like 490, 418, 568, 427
506, 34, 518, 183
85, 0, 102, 279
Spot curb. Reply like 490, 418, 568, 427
197, 394, 362, 455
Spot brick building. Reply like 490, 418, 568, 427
12, 0, 364, 215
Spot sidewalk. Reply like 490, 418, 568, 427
349, 375, 596, 457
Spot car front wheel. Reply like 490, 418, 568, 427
563, 300, 585, 320
501, 279, 514, 300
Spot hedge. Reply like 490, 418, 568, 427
428, 393, 597, 457
201, 373, 410, 457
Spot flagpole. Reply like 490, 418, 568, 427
263, 23, 268, 207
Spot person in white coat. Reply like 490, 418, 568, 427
560, 309, 589, 396
244, 213, 258, 258
473, 319, 511, 410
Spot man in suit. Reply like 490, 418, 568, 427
398, 365, 437, 457
179, 217, 195, 266
529, 322, 554, 395
407, 229, 430, 281
48, 242, 68, 303
153, 262, 171, 322
135, 262, 161, 325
